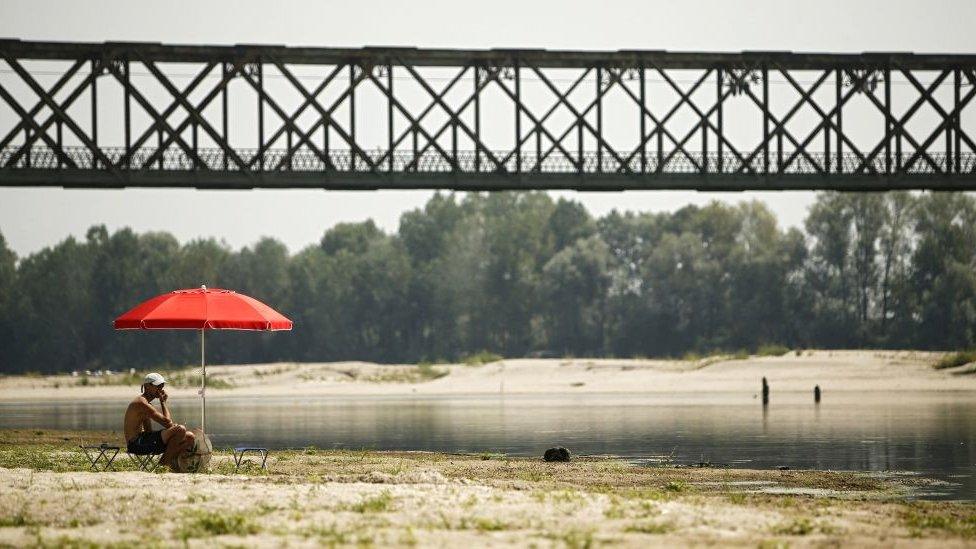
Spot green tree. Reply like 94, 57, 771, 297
910, 193, 976, 348
542, 235, 612, 355
0, 232, 18, 370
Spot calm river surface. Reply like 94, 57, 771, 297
2, 391, 975, 500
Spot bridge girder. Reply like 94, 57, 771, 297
0, 39, 974, 191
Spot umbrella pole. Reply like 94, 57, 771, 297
201, 328, 206, 433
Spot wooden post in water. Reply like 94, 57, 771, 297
762, 377, 769, 405
814, 385, 821, 403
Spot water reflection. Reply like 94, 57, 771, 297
2, 391, 974, 499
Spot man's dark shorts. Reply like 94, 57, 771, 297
127, 430, 166, 455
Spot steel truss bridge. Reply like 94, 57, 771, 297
1, 39, 975, 190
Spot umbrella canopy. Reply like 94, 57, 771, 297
114, 287, 292, 331
114, 285, 292, 433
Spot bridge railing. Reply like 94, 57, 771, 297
3, 146, 974, 176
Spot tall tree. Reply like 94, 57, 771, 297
542, 235, 612, 355
0, 233, 18, 369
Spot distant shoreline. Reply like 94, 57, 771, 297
2, 350, 974, 403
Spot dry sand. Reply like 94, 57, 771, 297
1, 350, 973, 403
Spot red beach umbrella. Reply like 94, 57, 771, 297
114, 285, 293, 432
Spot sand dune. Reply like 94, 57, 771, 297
1, 350, 973, 402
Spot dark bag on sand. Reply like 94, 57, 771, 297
544, 447, 571, 462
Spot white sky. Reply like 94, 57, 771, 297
1, 0, 975, 257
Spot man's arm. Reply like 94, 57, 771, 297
159, 390, 172, 421
138, 401, 174, 429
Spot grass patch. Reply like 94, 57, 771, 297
933, 351, 976, 370
349, 490, 394, 513
902, 505, 976, 538
70, 370, 233, 389
624, 521, 673, 534
772, 517, 815, 536
549, 528, 595, 549
167, 372, 234, 389
474, 517, 510, 531
664, 480, 690, 493
178, 510, 259, 539
417, 362, 448, 380
756, 344, 791, 357
28, 536, 143, 549
0, 510, 36, 527
367, 364, 448, 383
461, 351, 503, 366
726, 492, 747, 504
300, 522, 355, 544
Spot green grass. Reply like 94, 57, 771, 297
550, 528, 595, 549
166, 372, 234, 389
178, 510, 260, 539
933, 351, 976, 370
772, 517, 815, 536
902, 505, 976, 538
461, 351, 503, 366
682, 350, 749, 364
349, 490, 394, 513
28, 536, 148, 549
664, 480, 690, 493
0, 510, 35, 527
72, 370, 234, 389
417, 362, 448, 380
473, 517, 510, 531
624, 521, 673, 534
756, 344, 791, 357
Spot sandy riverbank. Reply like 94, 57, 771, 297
1, 350, 973, 403
1, 429, 974, 547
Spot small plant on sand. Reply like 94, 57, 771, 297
664, 480, 689, 493
551, 528, 595, 549
474, 517, 510, 531
933, 351, 976, 370
417, 362, 449, 380
462, 351, 503, 366
300, 522, 351, 544
726, 492, 747, 504
178, 510, 259, 539
167, 372, 234, 389
624, 521, 673, 534
349, 490, 394, 513
772, 517, 815, 536
756, 344, 790, 357
0, 507, 35, 528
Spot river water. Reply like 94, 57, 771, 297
2, 391, 974, 499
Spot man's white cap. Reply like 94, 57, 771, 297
144, 372, 166, 386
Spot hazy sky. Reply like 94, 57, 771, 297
1, 0, 974, 257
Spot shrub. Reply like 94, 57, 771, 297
773, 517, 815, 536
462, 351, 503, 366
933, 351, 976, 370
417, 363, 448, 380
756, 344, 791, 357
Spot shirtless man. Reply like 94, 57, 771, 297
123, 373, 195, 469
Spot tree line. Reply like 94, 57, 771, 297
1, 191, 974, 374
